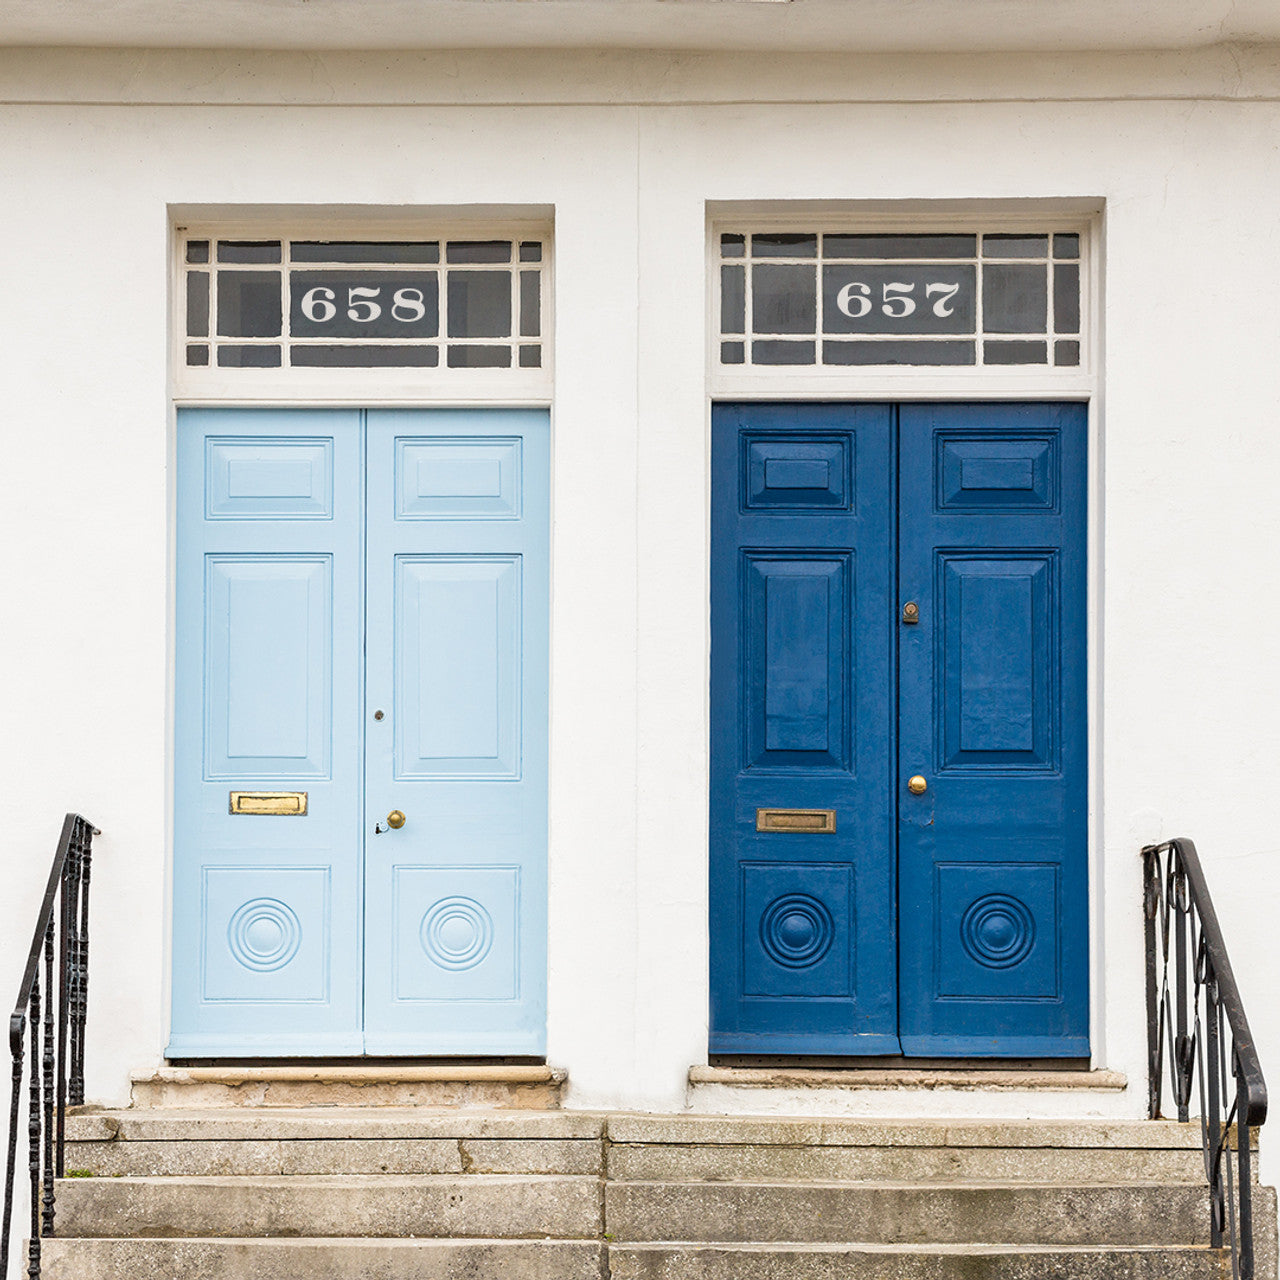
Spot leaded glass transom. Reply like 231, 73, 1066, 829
718, 230, 1083, 370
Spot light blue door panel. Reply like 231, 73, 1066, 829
171, 409, 364, 1056
363, 410, 549, 1056
172, 406, 549, 1058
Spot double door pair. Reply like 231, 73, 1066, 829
710, 401, 1088, 1058
170, 407, 549, 1057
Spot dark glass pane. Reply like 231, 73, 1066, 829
720, 233, 746, 258
217, 344, 282, 368
752, 263, 816, 334
823, 234, 976, 260
721, 265, 746, 334
823, 339, 975, 366
1054, 339, 1081, 367
446, 241, 512, 264
982, 264, 1047, 333
519, 271, 541, 338
185, 343, 209, 366
290, 344, 439, 367
752, 339, 815, 365
984, 339, 1047, 365
447, 271, 512, 338
519, 241, 542, 263
185, 240, 210, 265
1053, 233, 1080, 259
720, 341, 745, 364
218, 240, 282, 264
217, 271, 282, 338
292, 241, 439, 264
822, 264, 975, 336
186, 271, 209, 338
447, 345, 513, 368
751, 233, 817, 258
519, 344, 542, 368
1053, 263, 1081, 333
982, 234, 1048, 259
291, 272, 439, 339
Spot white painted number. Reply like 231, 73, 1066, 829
300, 286, 337, 323
392, 288, 427, 323
926, 282, 960, 317
881, 283, 916, 318
347, 287, 382, 323
836, 282, 872, 318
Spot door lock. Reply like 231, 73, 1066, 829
375, 809, 407, 834
902, 602, 920, 624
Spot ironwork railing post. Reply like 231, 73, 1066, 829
1174, 862, 1191, 1123
1239, 1072, 1255, 1280
1204, 968, 1223, 1249
1144, 846, 1161, 1119
27, 985, 41, 1280
1, 1015, 26, 1280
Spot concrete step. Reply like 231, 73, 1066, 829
66, 1108, 602, 1176
40, 1237, 603, 1280
129, 1065, 565, 1109
608, 1242, 1230, 1279
54, 1173, 602, 1239
604, 1180, 1214, 1246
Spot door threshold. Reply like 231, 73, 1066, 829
691, 1064, 1126, 1092
132, 1063, 567, 1110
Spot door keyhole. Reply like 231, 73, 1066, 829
373, 709, 385, 721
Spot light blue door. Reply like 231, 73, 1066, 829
171, 407, 549, 1057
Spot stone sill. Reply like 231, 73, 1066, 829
690, 1066, 1127, 1092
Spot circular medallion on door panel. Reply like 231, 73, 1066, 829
760, 893, 834, 968
421, 897, 494, 970
961, 894, 1036, 969
227, 898, 302, 972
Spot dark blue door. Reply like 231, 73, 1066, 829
710, 403, 899, 1054
710, 401, 1088, 1058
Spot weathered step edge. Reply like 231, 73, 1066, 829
131, 1065, 567, 1109
690, 1066, 1128, 1092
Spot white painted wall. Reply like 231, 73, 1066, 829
1, 46, 1278, 1179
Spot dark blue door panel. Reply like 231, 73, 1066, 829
710, 401, 1089, 1059
710, 403, 899, 1054
897, 402, 1089, 1056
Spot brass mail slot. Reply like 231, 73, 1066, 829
229, 791, 308, 816
756, 808, 836, 834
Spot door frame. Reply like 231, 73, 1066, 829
703, 206, 1104, 1063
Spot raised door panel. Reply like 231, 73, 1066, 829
171, 409, 363, 1057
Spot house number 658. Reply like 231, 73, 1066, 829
836, 281, 961, 319
300, 286, 428, 323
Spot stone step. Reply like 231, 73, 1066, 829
39, 1237, 603, 1280
129, 1066, 565, 1109
604, 1180, 1215, 1246
608, 1242, 1230, 1280
54, 1173, 602, 1239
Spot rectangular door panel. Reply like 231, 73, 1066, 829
898, 402, 1088, 1058
171, 408, 363, 1057
711, 402, 898, 1055
363, 409, 549, 1056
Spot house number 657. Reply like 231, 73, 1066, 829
836, 281, 961, 319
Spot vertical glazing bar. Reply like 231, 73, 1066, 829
1144, 847, 1161, 1118
39, 924, 53, 1237
1206, 973, 1223, 1248
1, 1021, 25, 1279
26, 990, 40, 1279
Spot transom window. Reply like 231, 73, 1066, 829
183, 237, 545, 371
718, 230, 1083, 370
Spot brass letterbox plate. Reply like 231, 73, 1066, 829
229, 791, 308, 816
756, 808, 836, 834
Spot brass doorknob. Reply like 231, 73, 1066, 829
907, 776, 927, 795
385, 810, 406, 829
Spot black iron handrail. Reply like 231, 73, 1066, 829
1, 814, 97, 1280
1144, 837, 1267, 1280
